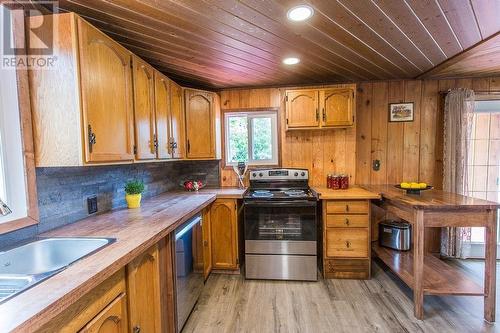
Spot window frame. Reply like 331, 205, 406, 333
223, 109, 280, 167
0, 4, 39, 234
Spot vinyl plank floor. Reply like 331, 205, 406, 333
183, 259, 500, 333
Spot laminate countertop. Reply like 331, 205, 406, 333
312, 186, 381, 200
0, 191, 223, 333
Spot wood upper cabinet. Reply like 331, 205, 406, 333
132, 56, 157, 160
202, 208, 212, 279
127, 244, 162, 333
285, 85, 356, 130
184, 89, 216, 159
285, 90, 319, 128
29, 13, 135, 166
77, 17, 135, 163
154, 72, 171, 159
78, 293, 128, 333
320, 89, 354, 127
210, 199, 239, 270
169, 81, 185, 159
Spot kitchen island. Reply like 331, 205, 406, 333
363, 184, 499, 322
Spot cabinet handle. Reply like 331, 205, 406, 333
88, 124, 96, 153
152, 133, 158, 153
315, 108, 319, 122
345, 204, 349, 212
345, 241, 351, 248
345, 218, 350, 226
187, 140, 191, 153
133, 326, 141, 333
322, 108, 326, 122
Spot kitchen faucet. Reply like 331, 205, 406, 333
0, 197, 12, 216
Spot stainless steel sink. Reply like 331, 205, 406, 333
0, 237, 115, 303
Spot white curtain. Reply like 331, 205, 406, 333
441, 88, 475, 258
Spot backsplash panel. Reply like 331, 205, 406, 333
0, 160, 220, 247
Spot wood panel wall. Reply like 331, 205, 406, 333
219, 85, 356, 187
218, 76, 500, 188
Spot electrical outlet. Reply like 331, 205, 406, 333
87, 196, 98, 214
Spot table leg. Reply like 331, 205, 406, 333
484, 209, 497, 322
414, 209, 425, 319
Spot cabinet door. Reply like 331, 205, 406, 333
133, 56, 157, 160
185, 89, 214, 158
154, 72, 171, 159
210, 199, 238, 269
170, 81, 185, 159
127, 245, 162, 333
320, 88, 354, 127
285, 90, 319, 128
202, 208, 212, 279
77, 18, 134, 163
78, 293, 128, 333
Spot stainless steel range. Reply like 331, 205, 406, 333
243, 168, 318, 281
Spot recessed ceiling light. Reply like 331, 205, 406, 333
283, 57, 300, 65
287, 5, 314, 22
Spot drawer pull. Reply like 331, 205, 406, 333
133, 326, 141, 333
345, 241, 351, 248
345, 204, 349, 212
345, 218, 350, 225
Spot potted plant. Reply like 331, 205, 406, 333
124, 180, 145, 209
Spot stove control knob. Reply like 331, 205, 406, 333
259, 172, 263, 177
294, 172, 299, 177
301, 172, 306, 176
252, 172, 257, 177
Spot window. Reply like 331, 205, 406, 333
224, 111, 278, 166
467, 99, 500, 257
0, 5, 28, 224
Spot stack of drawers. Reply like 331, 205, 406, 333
323, 200, 370, 279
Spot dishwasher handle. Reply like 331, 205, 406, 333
175, 215, 202, 240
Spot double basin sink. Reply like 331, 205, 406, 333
0, 237, 114, 303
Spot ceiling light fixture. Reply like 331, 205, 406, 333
283, 57, 300, 65
287, 5, 314, 22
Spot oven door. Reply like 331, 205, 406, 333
244, 200, 317, 242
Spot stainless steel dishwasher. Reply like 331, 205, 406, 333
174, 214, 204, 332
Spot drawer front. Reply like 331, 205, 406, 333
326, 214, 368, 228
325, 228, 368, 258
326, 200, 368, 214
323, 259, 369, 279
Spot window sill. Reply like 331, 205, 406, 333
223, 164, 280, 170
0, 216, 38, 235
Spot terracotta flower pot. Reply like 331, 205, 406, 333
126, 193, 142, 209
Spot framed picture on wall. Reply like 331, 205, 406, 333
388, 102, 414, 122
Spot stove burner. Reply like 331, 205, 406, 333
284, 190, 307, 197
252, 190, 274, 198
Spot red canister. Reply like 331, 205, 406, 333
340, 174, 349, 189
332, 174, 341, 190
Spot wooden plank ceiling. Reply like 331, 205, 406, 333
53, 0, 500, 89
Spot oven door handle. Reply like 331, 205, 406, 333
244, 200, 317, 207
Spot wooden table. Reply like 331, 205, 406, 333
362, 184, 499, 322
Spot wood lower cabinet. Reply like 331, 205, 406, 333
184, 89, 220, 159
285, 85, 356, 130
323, 199, 371, 279
29, 13, 135, 166
35, 269, 128, 333
78, 293, 128, 333
127, 244, 162, 333
210, 199, 239, 270
133, 56, 157, 160
202, 208, 213, 278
